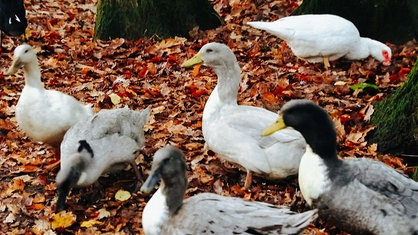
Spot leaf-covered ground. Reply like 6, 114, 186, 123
0, 0, 417, 234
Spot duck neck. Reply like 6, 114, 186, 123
346, 37, 373, 60
23, 60, 43, 88
212, 63, 241, 106
161, 175, 187, 216
303, 125, 340, 164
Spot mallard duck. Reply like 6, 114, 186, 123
262, 99, 418, 234
141, 145, 317, 235
247, 14, 392, 69
55, 106, 150, 212
7, 44, 93, 154
182, 42, 306, 189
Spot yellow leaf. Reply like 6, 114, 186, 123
115, 189, 131, 201
109, 93, 121, 105
80, 220, 102, 228
51, 211, 76, 229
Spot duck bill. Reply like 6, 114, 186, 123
140, 171, 161, 193
181, 52, 203, 67
6, 58, 22, 75
262, 116, 286, 136
382, 59, 391, 66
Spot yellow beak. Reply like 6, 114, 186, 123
181, 52, 203, 67
262, 116, 287, 136
6, 58, 22, 75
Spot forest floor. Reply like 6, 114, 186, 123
0, 0, 417, 234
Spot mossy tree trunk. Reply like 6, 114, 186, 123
369, 59, 418, 155
292, 0, 418, 44
94, 0, 222, 40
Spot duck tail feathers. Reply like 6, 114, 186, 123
281, 209, 318, 234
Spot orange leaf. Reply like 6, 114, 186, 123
27, 203, 45, 210
81, 67, 90, 75
11, 178, 25, 191
230, 184, 245, 196
192, 64, 201, 77
21, 164, 39, 173
192, 89, 208, 98
260, 92, 278, 105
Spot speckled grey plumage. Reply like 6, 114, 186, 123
161, 193, 316, 235
141, 145, 317, 235
315, 157, 418, 235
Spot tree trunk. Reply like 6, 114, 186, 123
94, 0, 222, 40
292, 0, 418, 44
369, 58, 418, 155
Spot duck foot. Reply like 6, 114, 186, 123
243, 170, 253, 190
323, 56, 330, 70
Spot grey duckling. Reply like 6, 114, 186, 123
55, 106, 150, 212
141, 145, 317, 235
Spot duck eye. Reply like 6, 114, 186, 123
206, 48, 213, 53
24, 49, 29, 53
382, 50, 388, 56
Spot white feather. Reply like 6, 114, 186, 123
142, 188, 169, 235
298, 145, 331, 205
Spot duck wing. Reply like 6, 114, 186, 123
348, 158, 418, 217
316, 158, 418, 234
162, 193, 316, 235
204, 105, 304, 175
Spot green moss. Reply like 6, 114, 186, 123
94, 0, 222, 40
370, 58, 418, 154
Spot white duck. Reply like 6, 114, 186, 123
182, 42, 306, 189
55, 106, 151, 212
7, 44, 93, 154
247, 14, 392, 69
263, 100, 418, 234
141, 145, 317, 235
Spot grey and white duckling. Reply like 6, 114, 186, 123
141, 145, 317, 235
262, 99, 418, 234
182, 42, 306, 189
7, 44, 93, 154
55, 106, 151, 212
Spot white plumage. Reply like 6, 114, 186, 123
7, 44, 93, 150
248, 14, 392, 68
55, 106, 151, 212
141, 145, 317, 235
182, 42, 306, 189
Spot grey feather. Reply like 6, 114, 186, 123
315, 157, 418, 234
163, 193, 317, 235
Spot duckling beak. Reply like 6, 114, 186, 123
55, 166, 82, 212
140, 171, 161, 193
181, 52, 203, 67
262, 116, 286, 136
7, 58, 22, 75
